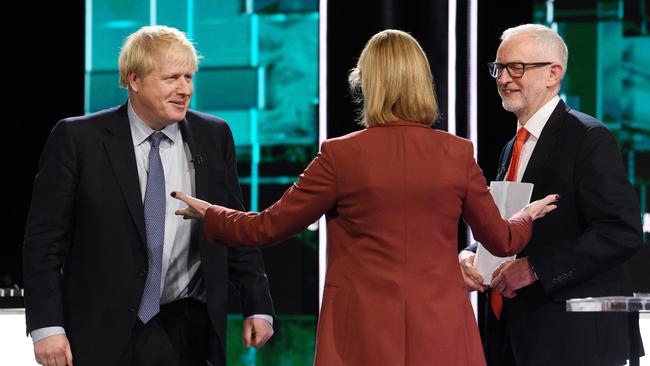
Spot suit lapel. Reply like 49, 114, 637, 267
497, 139, 515, 181
179, 117, 209, 201
521, 100, 567, 183
103, 104, 146, 244
178, 116, 213, 260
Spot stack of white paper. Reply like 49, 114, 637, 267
473, 181, 534, 285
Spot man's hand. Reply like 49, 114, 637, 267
34, 334, 73, 366
459, 250, 486, 292
490, 258, 536, 298
243, 317, 274, 349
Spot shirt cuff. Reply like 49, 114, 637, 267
30, 326, 66, 344
246, 314, 274, 327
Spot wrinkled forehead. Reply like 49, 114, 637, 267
496, 35, 547, 62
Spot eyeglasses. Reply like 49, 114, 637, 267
487, 62, 552, 78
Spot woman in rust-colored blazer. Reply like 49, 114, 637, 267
173, 30, 558, 366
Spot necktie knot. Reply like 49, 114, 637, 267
516, 127, 530, 142
149, 132, 165, 148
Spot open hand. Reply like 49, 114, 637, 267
524, 194, 560, 221
171, 191, 212, 219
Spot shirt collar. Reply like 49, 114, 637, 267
127, 100, 181, 146
517, 95, 560, 139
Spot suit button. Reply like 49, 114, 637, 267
129, 306, 136, 312
139, 270, 147, 277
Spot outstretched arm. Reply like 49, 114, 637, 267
174, 140, 338, 247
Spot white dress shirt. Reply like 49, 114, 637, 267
128, 103, 272, 325
128, 102, 200, 304
506, 95, 561, 182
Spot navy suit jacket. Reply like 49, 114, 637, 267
23, 103, 274, 366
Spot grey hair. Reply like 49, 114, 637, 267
501, 24, 568, 73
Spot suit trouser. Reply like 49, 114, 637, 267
480, 293, 634, 366
480, 292, 515, 366
120, 298, 210, 366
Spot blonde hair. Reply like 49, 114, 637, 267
348, 29, 438, 127
501, 24, 568, 76
118, 25, 199, 88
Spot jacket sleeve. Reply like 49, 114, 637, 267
215, 122, 276, 317
23, 120, 77, 333
461, 141, 533, 257
204, 139, 337, 247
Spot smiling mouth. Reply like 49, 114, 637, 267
169, 100, 186, 107
500, 89, 519, 96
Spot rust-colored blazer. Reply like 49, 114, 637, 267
204, 120, 532, 366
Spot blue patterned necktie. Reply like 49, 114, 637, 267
138, 132, 166, 323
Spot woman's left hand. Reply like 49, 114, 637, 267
171, 191, 212, 219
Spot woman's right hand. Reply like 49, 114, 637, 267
523, 194, 560, 221
171, 191, 212, 219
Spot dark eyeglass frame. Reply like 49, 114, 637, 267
487, 62, 552, 78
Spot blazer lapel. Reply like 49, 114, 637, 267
497, 138, 515, 181
521, 100, 567, 183
103, 104, 146, 244
178, 117, 212, 254
179, 118, 208, 201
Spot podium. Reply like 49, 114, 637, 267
0, 288, 37, 365
0, 308, 38, 365
567, 294, 650, 366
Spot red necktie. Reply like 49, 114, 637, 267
505, 128, 530, 182
491, 127, 530, 319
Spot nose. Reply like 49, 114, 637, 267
176, 78, 193, 96
496, 67, 512, 85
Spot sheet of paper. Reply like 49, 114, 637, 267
473, 181, 534, 285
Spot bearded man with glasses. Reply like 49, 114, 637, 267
458, 24, 643, 366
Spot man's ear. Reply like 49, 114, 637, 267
127, 72, 140, 93
547, 64, 564, 88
